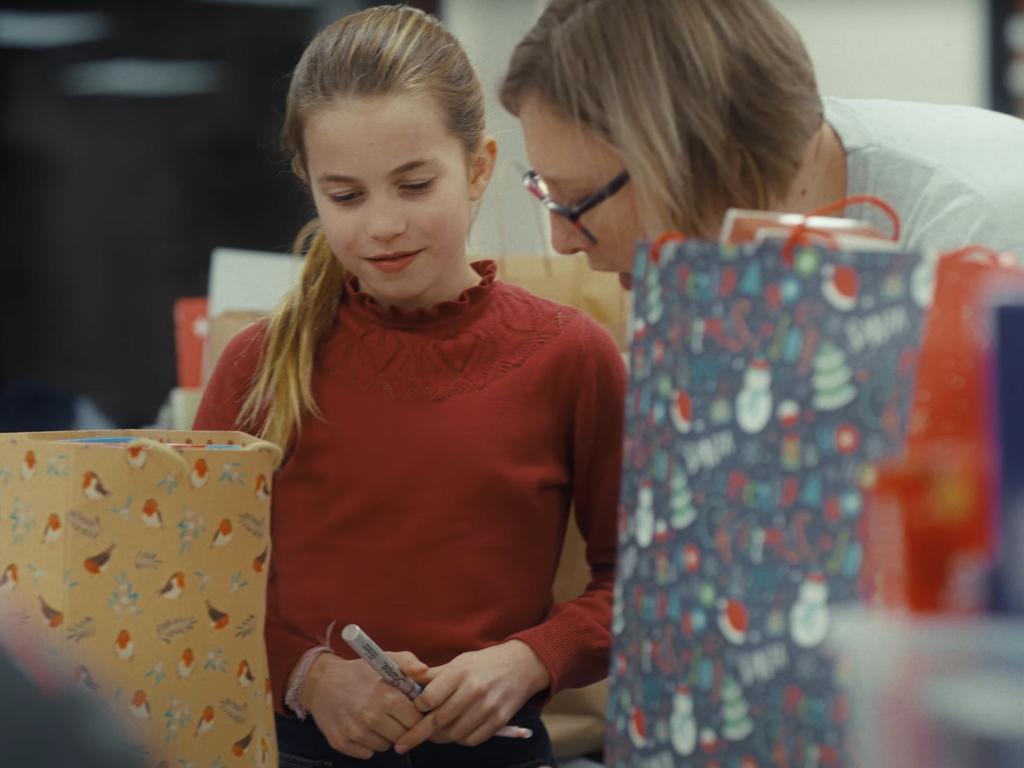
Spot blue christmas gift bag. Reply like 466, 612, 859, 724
605, 236, 927, 767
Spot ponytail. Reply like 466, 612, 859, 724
238, 221, 345, 449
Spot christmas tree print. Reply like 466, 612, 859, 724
669, 464, 696, 529
721, 676, 754, 742
811, 342, 856, 411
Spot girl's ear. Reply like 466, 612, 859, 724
468, 136, 498, 202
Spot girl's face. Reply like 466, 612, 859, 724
518, 95, 642, 287
304, 92, 495, 309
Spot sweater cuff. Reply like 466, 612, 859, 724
507, 619, 604, 698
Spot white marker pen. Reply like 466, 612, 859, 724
340, 624, 533, 740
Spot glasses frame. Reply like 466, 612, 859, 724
523, 168, 631, 244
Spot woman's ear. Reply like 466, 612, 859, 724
468, 136, 498, 201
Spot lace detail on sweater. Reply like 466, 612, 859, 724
327, 282, 575, 401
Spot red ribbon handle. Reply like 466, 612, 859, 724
782, 194, 901, 265
649, 231, 687, 263
806, 194, 901, 242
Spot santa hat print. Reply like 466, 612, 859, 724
822, 263, 859, 312
717, 598, 749, 645
628, 706, 648, 748
672, 390, 693, 434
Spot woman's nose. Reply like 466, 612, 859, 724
550, 213, 588, 255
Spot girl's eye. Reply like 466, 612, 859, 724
401, 179, 435, 194
328, 190, 362, 204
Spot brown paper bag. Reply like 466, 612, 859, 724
0, 430, 281, 767
495, 251, 624, 757
497, 252, 629, 351
202, 311, 267, 388
545, 515, 611, 759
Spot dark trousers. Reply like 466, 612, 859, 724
276, 708, 557, 768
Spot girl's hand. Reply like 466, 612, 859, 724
394, 640, 551, 753
301, 651, 429, 759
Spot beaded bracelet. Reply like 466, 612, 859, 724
284, 621, 337, 720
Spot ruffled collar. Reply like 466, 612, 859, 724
342, 260, 497, 327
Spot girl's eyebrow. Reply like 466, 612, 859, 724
315, 159, 433, 185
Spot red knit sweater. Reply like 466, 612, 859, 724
193, 262, 626, 713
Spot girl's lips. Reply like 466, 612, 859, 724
368, 249, 421, 273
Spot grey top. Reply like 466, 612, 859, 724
825, 96, 1024, 258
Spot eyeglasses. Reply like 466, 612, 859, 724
523, 168, 631, 244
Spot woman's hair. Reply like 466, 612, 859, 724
239, 4, 486, 448
499, 0, 822, 237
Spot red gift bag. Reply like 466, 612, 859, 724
866, 247, 1024, 611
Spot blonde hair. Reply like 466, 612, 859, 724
499, 0, 822, 238
239, 4, 486, 448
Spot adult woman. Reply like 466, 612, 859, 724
500, 0, 1024, 283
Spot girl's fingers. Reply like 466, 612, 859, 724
428, 680, 482, 731
441, 706, 490, 744
414, 670, 458, 714
394, 711, 441, 754
369, 713, 411, 745
460, 720, 504, 748
390, 650, 429, 677
353, 730, 391, 753
334, 739, 374, 760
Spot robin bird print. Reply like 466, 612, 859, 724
82, 470, 111, 501
84, 544, 115, 574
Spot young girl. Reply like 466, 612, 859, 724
194, 6, 626, 767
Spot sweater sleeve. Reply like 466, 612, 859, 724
509, 316, 627, 694
193, 321, 319, 714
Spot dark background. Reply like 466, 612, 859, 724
0, 0, 436, 429
0, 0, 1019, 429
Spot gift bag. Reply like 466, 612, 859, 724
864, 248, 1024, 612
907, 246, 1024, 455
0, 430, 281, 768
605, 236, 926, 766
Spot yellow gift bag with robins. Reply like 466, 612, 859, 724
0, 430, 281, 768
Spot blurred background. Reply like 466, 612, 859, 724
0, 0, 1022, 430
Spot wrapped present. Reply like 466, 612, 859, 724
605, 235, 925, 766
173, 297, 209, 390
0, 430, 281, 767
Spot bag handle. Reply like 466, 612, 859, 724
127, 437, 285, 477
805, 194, 901, 239
243, 439, 284, 469
649, 231, 688, 263
127, 438, 189, 477
782, 194, 901, 264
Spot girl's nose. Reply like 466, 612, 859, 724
365, 201, 407, 242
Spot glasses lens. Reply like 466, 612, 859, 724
524, 172, 550, 202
